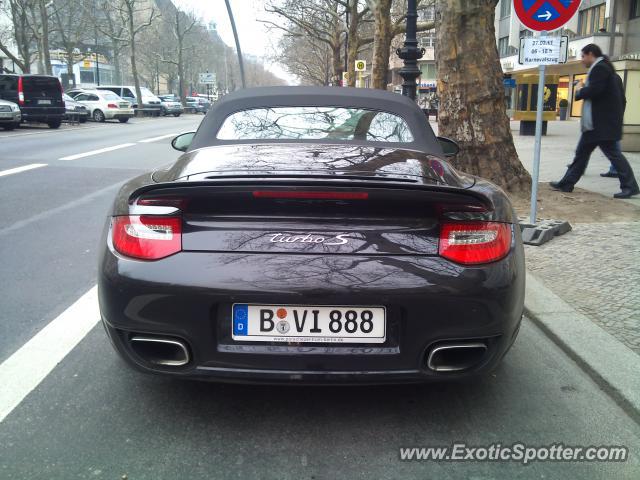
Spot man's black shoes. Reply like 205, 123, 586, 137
600, 171, 619, 178
550, 181, 574, 192
613, 188, 640, 199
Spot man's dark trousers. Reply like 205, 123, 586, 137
562, 134, 639, 191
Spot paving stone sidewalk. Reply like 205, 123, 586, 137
525, 223, 640, 354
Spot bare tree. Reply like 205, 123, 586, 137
91, 1, 130, 84
339, 0, 371, 87
276, 29, 333, 85
435, 0, 530, 192
116, 0, 160, 107
264, 0, 344, 83
0, 0, 37, 72
155, 8, 197, 105
51, 0, 91, 84
367, 0, 434, 89
36, 0, 51, 73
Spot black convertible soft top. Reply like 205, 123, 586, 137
188, 86, 442, 154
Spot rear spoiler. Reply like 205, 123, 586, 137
114, 176, 513, 223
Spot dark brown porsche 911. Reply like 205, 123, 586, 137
98, 86, 525, 383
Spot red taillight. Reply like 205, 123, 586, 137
439, 222, 511, 265
107, 103, 118, 109
17, 77, 24, 105
112, 215, 181, 260
252, 191, 369, 200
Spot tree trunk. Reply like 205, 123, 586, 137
38, 0, 52, 74
346, 8, 359, 87
435, 0, 530, 193
331, 41, 342, 84
66, 52, 74, 87
370, 0, 392, 90
111, 42, 122, 84
131, 41, 143, 108
178, 47, 185, 106
127, 10, 143, 108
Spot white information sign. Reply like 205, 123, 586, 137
199, 72, 216, 84
518, 37, 561, 65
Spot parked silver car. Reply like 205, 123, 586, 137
63, 93, 89, 123
68, 89, 134, 123
158, 95, 183, 117
0, 98, 22, 130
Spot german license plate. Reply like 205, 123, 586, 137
38, 99, 51, 105
232, 304, 386, 343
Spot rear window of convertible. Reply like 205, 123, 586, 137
216, 106, 414, 143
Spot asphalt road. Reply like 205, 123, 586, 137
0, 116, 639, 479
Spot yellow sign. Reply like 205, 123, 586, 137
355, 60, 366, 72
83, 59, 91, 68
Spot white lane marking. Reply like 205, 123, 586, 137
0, 124, 108, 139
137, 133, 178, 143
0, 286, 99, 423
0, 163, 47, 178
58, 143, 136, 161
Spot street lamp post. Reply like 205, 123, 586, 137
225, 0, 246, 89
396, 0, 424, 100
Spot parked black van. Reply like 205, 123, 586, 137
0, 74, 65, 128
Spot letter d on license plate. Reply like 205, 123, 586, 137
232, 304, 386, 343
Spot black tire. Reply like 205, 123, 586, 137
2, 124, 16, 130
48, 119, 62, 129
79, 117, 87, 124
93, 109, 105, 122
118, 118, 129, 123
173, 113, 181, 117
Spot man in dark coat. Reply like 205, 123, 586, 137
551, 44, 639, 199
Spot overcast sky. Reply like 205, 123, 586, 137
172, 0, 295, 84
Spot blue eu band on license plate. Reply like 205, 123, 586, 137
233, 304, 249, 336
231, 304, 386, 343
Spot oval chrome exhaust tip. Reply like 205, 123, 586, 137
426, 342, 488, 372
130, 336, 190, 367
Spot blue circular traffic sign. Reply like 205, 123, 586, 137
514, 0, 581, 32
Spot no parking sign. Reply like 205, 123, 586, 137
512, 0, 581, 225
514, 0, 581, 32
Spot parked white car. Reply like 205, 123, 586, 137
70, 89, 134, 123
0, 98, 21, 130
96, 85, 162, 115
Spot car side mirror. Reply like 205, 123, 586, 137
171, 132, 196, 152
437, 136, 460, 158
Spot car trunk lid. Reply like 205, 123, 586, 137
127, 181, 490, 256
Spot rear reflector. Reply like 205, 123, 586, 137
112, 215, 181, 260
253, 191, 369, 200
439, 222, 511, 265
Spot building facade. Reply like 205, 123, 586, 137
496, 0, 640, 150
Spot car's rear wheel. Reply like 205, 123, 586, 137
79, 116, 87, 124
93, 109, 105, 122
48, 119, 62, 129
118, 118, 129, 123
2, 122, 18, 130
173, 113, 181, 117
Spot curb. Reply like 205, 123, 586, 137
524, 271, 640, 424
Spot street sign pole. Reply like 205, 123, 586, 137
530, 60, 546, 224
